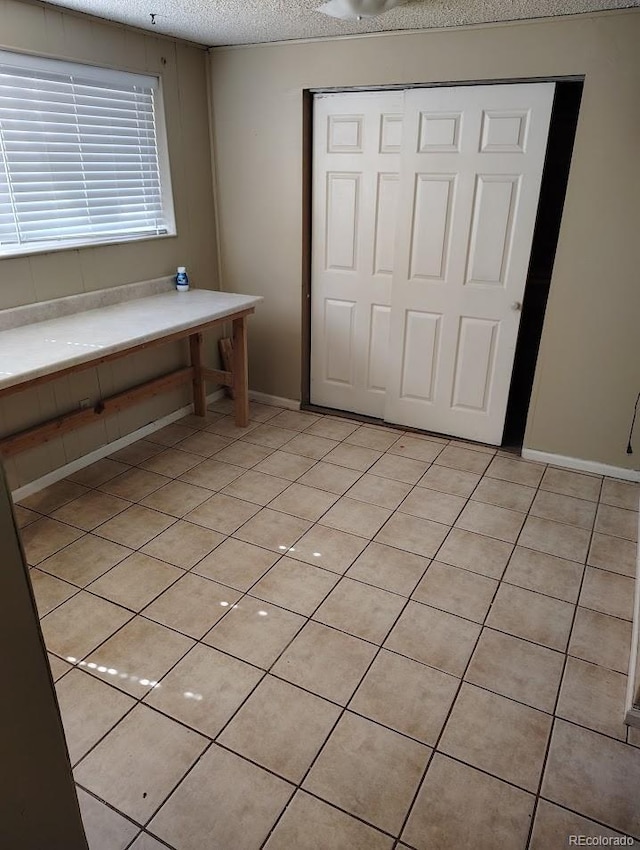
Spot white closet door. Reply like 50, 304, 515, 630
310, 91, 403, 416
384, 83, 554, 443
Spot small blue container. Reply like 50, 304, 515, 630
176, 266, 189, 291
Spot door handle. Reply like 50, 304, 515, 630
511, 301, 522, 311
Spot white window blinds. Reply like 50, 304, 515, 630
0, 51, 175, 257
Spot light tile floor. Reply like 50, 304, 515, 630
17, 397, 640, 850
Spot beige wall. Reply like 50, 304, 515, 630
209, 9, 640, 471
0, 0, 218, 488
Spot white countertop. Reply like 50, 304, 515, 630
0, 289, 262, 391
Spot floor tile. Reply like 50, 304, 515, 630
211, 440, 274, 469
18, 479, 88, 515
140, 448, 203, 478
82, 615, 193, 696
367, 453, 428, 484
471, 477, 536, 513
184, 493, 260, 535
50, 490, 130, 531
74, 704, 207, 824
345, 473, 411, 510
595, 503, 638, 541
455, 500, 525, 543
253, 450, 316, 480
264, 790, 393, 850
466, 628, 564, 713
319, 496, 392, 538
268, 409, 321, 431
434, 445, 491, 475
272, 621, 377, 705
218, 675, 340, 782
556, 656, 628, 740
246, 401, 285, 423
269, 482, 338, 521
129, 831, 168, 850
374, 513, 449, 558
347, 542, 430, 596
233, 508, 311, 553
68, 458, 130, 488
143, 573, 241, 639
108, 439, 164, 466
286, 525, 368, 574
579, 566, 634, 620
402, 753, 534, 850
350, 649, 458, 745
94, 506, 175, 550
139, 480, 214, 517
250, 557, 338, 616
193, 538, 278, 591
388, 435, 444, 463
412, 561, 497, 623
518, 516, 591, 562
20, 517, 84, 565
178, 459, 244, 490
55, 669, 135, 764
435, 528, 513, 579
502, 547, 584, 603
530, 799, 629, 850
439, 683, 552, 792
242, 424, 298, 450
48, 652, 72, 681
38, 534, 131, 587
12, 504, 40, 528
76, 788, 138, 850
569, 607, 632, 674
30, 569, 77, 617
147, 423, 197, 448
41, 592, 132, 660
542, 719, 640, 838
139, 520, 223, 569
283, 432, 339, 460
487, 583, 574, 651
484, 456, 545, 487
539, 466, 602, 501
588, 533, 637, 577
399, 487, 466, 525
220, 469, 290, 505
385, 601, 480, 676
600, 477, 639, 511
148, 744, 292, 850
343, 425, 399, 452
297, 461, 362, 495
144, 643, 262, 737
203, 596, 305, 669
206, 415, 261, 440
323, 443, 383, 472
314, 577, 405, 643
304, 417, 360, 441
99, 468, 170, 502
87, 553, 183, 612
530, 490, 597, 530
303, 712, 430, 834
174, 429, 232, 457
417, 465, 481, 498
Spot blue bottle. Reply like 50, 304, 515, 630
176, 266, 189, 291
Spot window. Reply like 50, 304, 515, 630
0, 50, 175, 258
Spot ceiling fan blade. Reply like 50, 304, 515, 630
316, 0, 406, 20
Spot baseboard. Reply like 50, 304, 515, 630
521, 448, 640, 482
11, 389, 226, 502
625, 510, 640, 728
248, 390, 300, 411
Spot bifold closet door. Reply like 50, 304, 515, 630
383, 83, 555, 443
310, 91, 403, 417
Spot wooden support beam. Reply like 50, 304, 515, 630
232, 315, 249, 427
0, 367, 193, 458
189, 332, 207, 416
201, 367, 233, 386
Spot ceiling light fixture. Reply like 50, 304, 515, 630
316, 0, 406, 21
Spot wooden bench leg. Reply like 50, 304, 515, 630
189, 332, 207, 416
232, 315, 249, 426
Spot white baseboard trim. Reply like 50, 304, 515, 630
248, 390, 300, 411
11, 389, 226, 502
521, 448, 640, 482
625, 510, 640, 728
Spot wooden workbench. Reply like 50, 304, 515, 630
0, 287, 262, 457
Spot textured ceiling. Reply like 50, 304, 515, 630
40, 0, 640, 47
